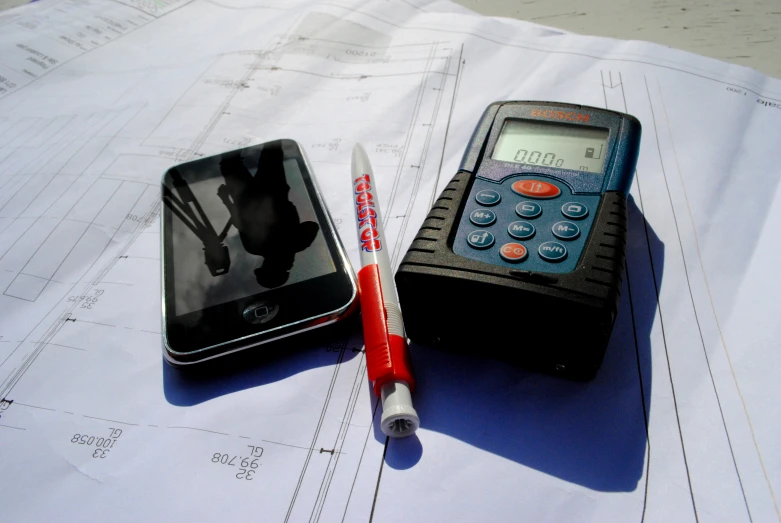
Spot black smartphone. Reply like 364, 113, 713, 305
161, 139, 358, 366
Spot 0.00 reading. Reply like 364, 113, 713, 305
514, 149, 564, 167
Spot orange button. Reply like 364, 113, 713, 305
500, 242, 528, 262
511, 179, 561, 199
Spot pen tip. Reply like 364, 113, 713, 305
352, 142, 369, 166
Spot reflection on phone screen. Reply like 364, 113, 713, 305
163, 142, 336, 316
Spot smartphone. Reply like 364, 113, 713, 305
161, 139, 358, 366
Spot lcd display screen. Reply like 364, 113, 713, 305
492, 119, 610, 173
164, 143, 336, 316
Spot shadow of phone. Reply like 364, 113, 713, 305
162, 318, 361, 406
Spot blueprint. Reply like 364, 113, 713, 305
0, 0, 780, 522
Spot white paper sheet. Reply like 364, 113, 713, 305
1, 1, 780, 522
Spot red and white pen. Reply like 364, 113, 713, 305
350, 143, 419, 438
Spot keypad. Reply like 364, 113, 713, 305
455, 177, 600, 274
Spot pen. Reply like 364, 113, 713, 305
350, 143, 419, 438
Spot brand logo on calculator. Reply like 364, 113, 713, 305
353, 173, 382, 252
531, 108, 590, 122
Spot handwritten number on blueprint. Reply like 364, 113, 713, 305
70, 428, 122, 458
212, 448, 262, 481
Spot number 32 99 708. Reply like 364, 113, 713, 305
212, 445, 264, 481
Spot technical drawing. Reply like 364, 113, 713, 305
0, 9, 461, 523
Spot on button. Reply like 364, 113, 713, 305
500, 243, 528, 263
511, 179, 561, 199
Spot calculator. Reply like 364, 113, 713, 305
395, 101, 641, 379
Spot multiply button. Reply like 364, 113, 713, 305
515, 201, 542, 219
511, 179, 561, 199
538, 241, 567, 262
469, 209, 496, 226
500, 243, 528, 263
475, 189, 501, 206
552, 221, 580, 240
507, 221, 535, 240
466, 230, 495, 249
561, 202, 589, 219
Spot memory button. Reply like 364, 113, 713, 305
551, 221, 580, 240
469, 209, 496, 226
507, 221, 535, 240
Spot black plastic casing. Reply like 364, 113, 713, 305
395, 102, 641, 379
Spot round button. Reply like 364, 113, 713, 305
242, 301, 280, 325
538, 241, 568, 262
469, 209, 496, 226
561, 202, 589, 220
515, 201, 542, 219
551, 221, 580, 240
507, 221, 535, 240
511, 179, 561, 199
500, 243, 528, 263
475, 190, 501, 206
466, 230, 495, 249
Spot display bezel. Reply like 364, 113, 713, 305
491, 118, 610, 172
161, 140, 357, 364
477, 103, 623, 195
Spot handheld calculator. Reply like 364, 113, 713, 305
395, 101, 641, 379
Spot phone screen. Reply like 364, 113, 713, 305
164, 142, 337, 317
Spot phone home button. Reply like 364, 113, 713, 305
243, 301, 279, 325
